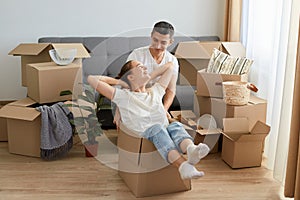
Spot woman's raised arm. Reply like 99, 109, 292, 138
149, 62, 174, 90
87, 75, 120, 100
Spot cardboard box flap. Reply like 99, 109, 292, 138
250, 120, 270, 135
221, 42, 246, 57
223, 118, 249, 133
52, 43, 91, 58
196, 128, 222, 135
175, 41, 220, 59
0, 105, 40, 121
8, 97, 36, 107
170, 110, 196, 119
199, 42, 222, 56
9, 43, 51, 56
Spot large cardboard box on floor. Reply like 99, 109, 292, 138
221, 118, 270, 168
118, 123, 191, 197
175, 41, 245, 86
9, 43, 90, 86
0, 116, 8, 141
196, 69, 248, 98
194, 95, 267, 130
26, 62, 82, 104
0, 98, 41, 157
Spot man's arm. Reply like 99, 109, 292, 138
163, 73, 177, 115
150, 62, 174, 90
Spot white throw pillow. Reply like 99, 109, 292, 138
207, 48, 253, 75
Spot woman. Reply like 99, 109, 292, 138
87, 60, 209, 180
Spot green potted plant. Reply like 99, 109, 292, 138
64, 84, 103, 157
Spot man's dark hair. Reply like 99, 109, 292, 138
152, 21, 174, 38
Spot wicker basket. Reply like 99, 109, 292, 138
222, 81, 256, 106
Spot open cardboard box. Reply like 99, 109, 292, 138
183, 124, 221, 154
170, 110, 197, 127
0, 98, 41, 157
118, 123, 191, 197
170, 110, 221, 153
26, 62, 82, 104
194, 95, 267, 130
9, 43, 90, 86
221, 118, 270, 168
175, 41, 245, 86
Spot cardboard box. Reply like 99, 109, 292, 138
0, 117, 8, 141
170, 110, 220, 153
0, 98, 41, 157
26, 62, 82, 104
194, 95, 267, 129
184, 124, 221, 153
175, 41, 245, 86
9, 43, 90, 86
196, 68, 248, 98
118, 123, 191, 197
170, 110, 197, 127
221, 118, 270, 168
193, 93, 212, 117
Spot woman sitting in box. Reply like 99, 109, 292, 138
88, 60, 210, 179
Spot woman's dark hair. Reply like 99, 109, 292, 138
115, 60, 135, 86
152, 21, 174, 38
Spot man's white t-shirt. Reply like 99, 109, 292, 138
127, 46, 179, 85
112, 83, 169, 134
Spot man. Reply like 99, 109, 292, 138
127, 21, 179, 118
113, 21, 178, 128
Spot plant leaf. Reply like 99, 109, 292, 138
78, 105, 94, 113
73, 117, 85, 126
78, 94, 91, 103
85, 89, 95, 103
63, 104, 79, 108
76, 127, 86, 134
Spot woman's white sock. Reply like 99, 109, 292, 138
187, 143, 210, 165
178, 161, 204, 180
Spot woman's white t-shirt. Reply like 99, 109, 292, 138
112, 83, 169, 134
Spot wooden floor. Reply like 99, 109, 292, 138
0, 130, 291, 200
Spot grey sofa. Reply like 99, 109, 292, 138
38, 36, 219, 128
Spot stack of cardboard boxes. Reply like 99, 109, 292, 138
0, 43, 90, 157
175, 41, 270, 169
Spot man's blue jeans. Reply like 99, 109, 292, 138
141, 121, 193, 163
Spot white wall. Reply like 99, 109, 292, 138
0, 0, 225, 100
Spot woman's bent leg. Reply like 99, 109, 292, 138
166, 122, 194, 153
141, 124, 177, 163
167, 121, 210, 165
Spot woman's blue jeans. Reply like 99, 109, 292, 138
141, 121, 193, 163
